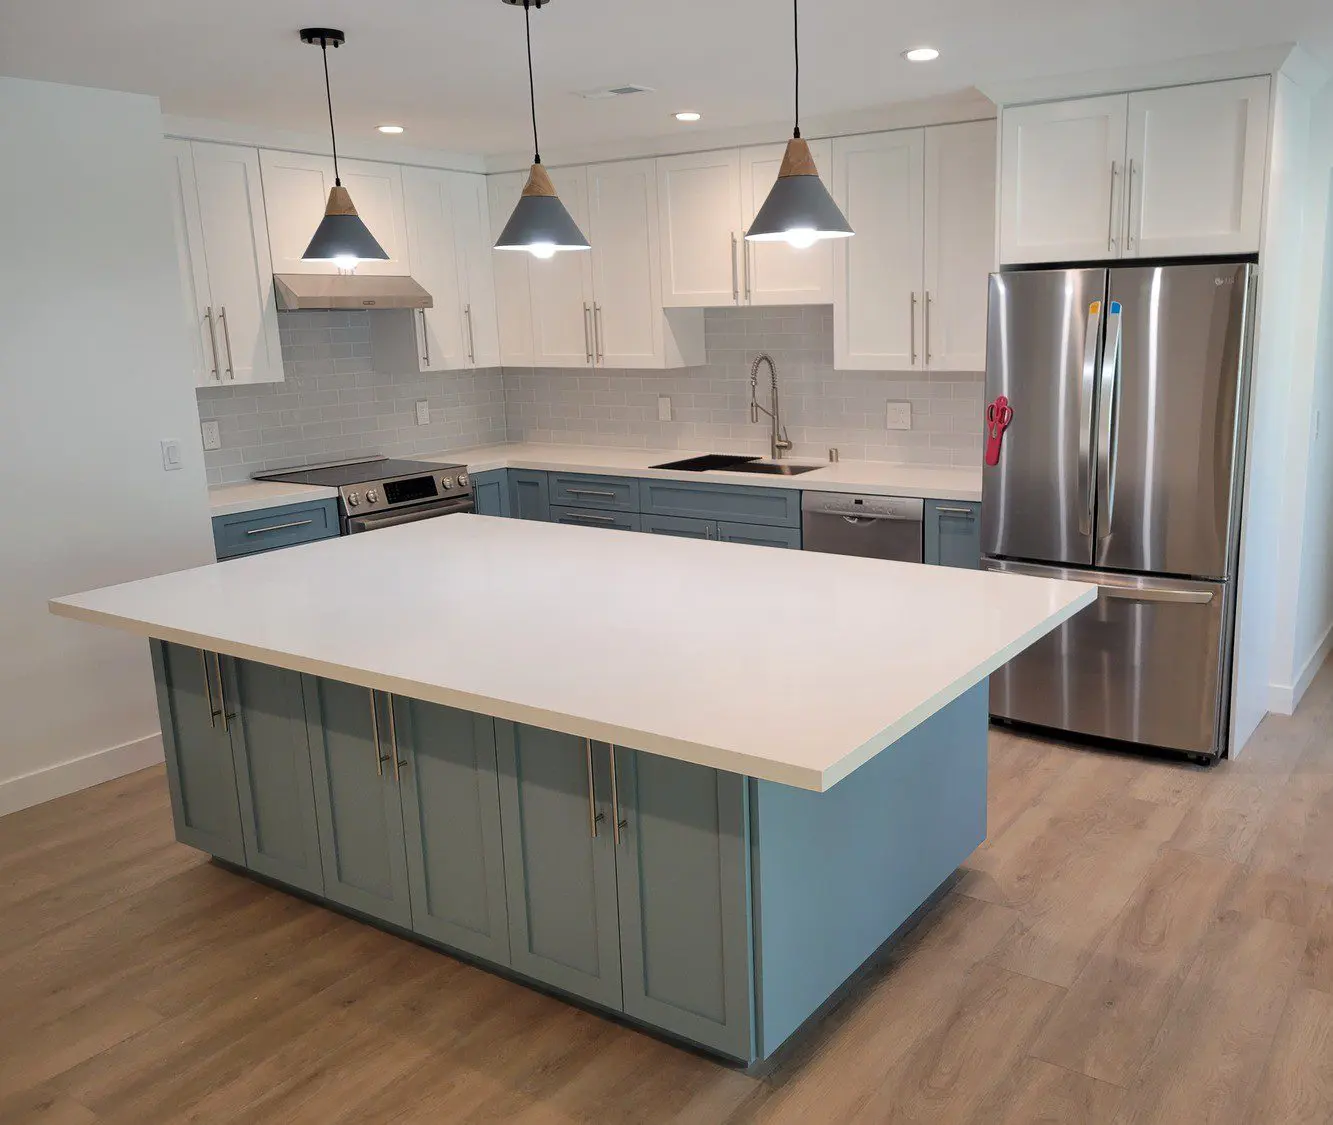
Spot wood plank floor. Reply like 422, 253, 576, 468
4, 666, 1333, 1124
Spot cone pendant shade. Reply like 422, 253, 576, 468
746, 137, 853, 246
303, 185, 390, 263
495, 163, 590, 256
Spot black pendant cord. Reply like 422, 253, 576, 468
792, 0, 800, 140
524, 0, 541, 164
320, 38, 342, 186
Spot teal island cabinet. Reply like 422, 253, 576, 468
148, 639, 987, 1064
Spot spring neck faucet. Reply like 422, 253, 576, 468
749, 353, 793, 460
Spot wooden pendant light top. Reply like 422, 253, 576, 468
778, 137, 820, 179
324, 185, 360, 217
521, 163, 558, 198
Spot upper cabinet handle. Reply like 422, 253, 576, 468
1126, 159, 1137, 252
594, 303, 605, 364
203, 307, 221, 382
1107, 162, 1119, 253
218, 306, 236, 380
463, 303, 475, 364
924, 291, 933, 365
583, 302, 594, 365
731, 232, 740, 304
910, 293, 918, 366
419, 309, 430, 367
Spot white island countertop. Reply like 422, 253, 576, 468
51, 516, 1092, 791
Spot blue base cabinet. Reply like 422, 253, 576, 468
509, 470, 551, 521
212, 498, 340, 561
550, 506, 642, 532
925, 500, 982, 569
471, 470, 510, 517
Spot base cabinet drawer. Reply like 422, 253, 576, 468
213, 498, 340, 560
641, 514, 714, 540
640, 479, 801, 527
717, 521, 801, 549
549, 473, 640, 512
550, 505, 642, 532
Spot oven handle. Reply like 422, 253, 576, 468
347, 498, 473, 533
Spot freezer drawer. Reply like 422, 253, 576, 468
983, 560, 1228, 757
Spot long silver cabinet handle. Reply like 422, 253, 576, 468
609, 745, 626, 845
203, 307, 221, 382
200, 649, 217, 728
585, 738, 604, 839
910, 293, 918, 365
731, 232, 740, 303
464, 303, 475, 364
245, 519, 314, 536
1107, 162, 1119, 253
387, 696, 405, 781
583, 302, 593, 364
1077, 301, 1103, 537
566, 488, 616, 498
368, 689, 384, 778
924, 292, 933, 365
568, 512, 616, 524
218, 306, 236, 380
935, 505, 975, 518
743, 238, 752, 304
1126, 159, 1137, 252
593, 303, 605, 363
215, 653, 230, 733
1101, 586, 1215, 605
419, 309, 430, 367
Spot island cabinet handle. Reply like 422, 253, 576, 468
200, 650, 218, 729
387, 696, 406, 781
368, 690, 386, 778
215, 653, 230, 733
935, 506, 975, 518
609, 746, 627, 845
585, 738, 604, 838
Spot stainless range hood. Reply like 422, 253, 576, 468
274, 274, 433, 311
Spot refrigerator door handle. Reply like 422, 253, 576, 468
1095, 302, 1124, 544
1077, 301, 1103, 537
1101, 586, 1215, 605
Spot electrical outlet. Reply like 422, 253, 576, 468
160, 439, 183, 471
200, 420, 221, 451
886, 402, 912, 431
657, 395, 673, 422
415, 400, 430, 426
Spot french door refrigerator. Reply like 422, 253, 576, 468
982, 262, 1255, 760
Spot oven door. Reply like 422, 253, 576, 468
346, 496, 473, 534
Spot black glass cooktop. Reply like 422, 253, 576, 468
254, 457, 457, 487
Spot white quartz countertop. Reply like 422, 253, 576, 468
209, 480, 339, 517
432, 442, 983, 502
51, 516, 1093, 791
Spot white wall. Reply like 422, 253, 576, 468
0, 78, 215, 815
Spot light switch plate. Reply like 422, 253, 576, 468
415, 400, 430, 426
657, 395, 672, 422
200, 420, 221, 451
886, 402, 912, 431
160, 439, 183, 471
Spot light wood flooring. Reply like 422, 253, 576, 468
5, 667, 1333, 1124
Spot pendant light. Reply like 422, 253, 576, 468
494, 0, 590, 258
299, 28, 389, 271
745, 0, 853, 249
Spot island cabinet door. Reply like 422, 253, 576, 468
924, 500, 982, 570
150, 641, 245, 865
392, 698, 511, 965
222, 657, 323, 896
494, 723, 623, 1010
304, 679, 413, 929
611, 748, 754, 1061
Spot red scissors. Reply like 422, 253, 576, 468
985, 395, 1014, 466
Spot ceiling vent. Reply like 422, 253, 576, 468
577, 83, 655, 100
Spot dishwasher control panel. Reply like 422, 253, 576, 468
801, 493, 924, 520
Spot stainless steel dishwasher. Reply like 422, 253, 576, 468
801, 493, 924, 562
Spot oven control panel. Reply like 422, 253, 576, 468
341, 465, 471, 514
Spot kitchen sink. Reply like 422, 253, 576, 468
719, 461, 824, 476
651, 454, 759, 471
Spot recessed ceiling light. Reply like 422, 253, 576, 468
377, 124, 405, 134
902, 47, 940, 62
674, 111, 702, 123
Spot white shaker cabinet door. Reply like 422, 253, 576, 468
166, 140, 218, 387
259, 150, 410, 276
923, 121, 996, 372
451, 172, 502, 368
656, 150, 742, 307
401, 166, 467, 371
487, 172, 536, 368
831, 129, 925, 371
999, 96, 1128, 264
1124, 78, 1270, 258
528, 166, 595, 368
739, 139, 835, 306
587, 159, 663, 368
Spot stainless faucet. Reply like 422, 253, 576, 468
749, 353, 793, 460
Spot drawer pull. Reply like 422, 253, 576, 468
568, 512, 616, 524
566, 488, 617, 499
935, 506, 976, 518
245, 519, 315, 536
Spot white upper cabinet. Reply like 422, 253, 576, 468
1124, 77, 1270, 258
739, 140, 835, 305
167, 140, 282, 386
450, 173, 502, 368
259, 150, 410, 276
999, 96, 1128, 265
831, 130, 926, 371
657, 150, 743, 307
528, 167, 596, 367
924, 121, 997, 372
487, 172, 537, 367
587, 159, 664, 368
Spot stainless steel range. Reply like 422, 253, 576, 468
253, 456, 472, 534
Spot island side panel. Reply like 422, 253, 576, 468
749, 682, 988, 1059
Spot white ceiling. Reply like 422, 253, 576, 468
2, 0, 1331, 158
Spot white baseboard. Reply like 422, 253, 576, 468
1268, 620, 1333, 715
0, 732, 164, 819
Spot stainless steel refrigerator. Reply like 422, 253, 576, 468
981, 262, 1256, 761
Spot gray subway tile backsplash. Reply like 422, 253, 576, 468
198, 306, 983, 485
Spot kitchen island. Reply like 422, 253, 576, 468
50, 516, 1094, 1063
